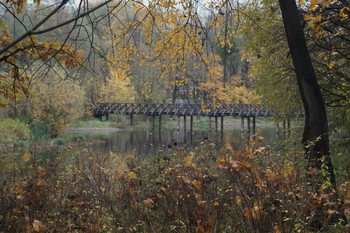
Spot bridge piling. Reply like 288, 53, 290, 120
177, 116, 180, 130
247, 117, 251, 132
184, 116, 187, 131
152, 116, 155, 130
130, 115, 133, 126
190, 116, 193, 131
93, 103, 294, 132
221, 116, 224, 131
253, 117, 256, 135
159, 115, 162, 130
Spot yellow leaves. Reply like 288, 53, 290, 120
23, 153, 31, 162
298, 0, 305, 6
183, 155, 193, 166
127, 171, 138, 181
178, 175, 191, 184
340, 7, 350, 20
309, 0, 319, 11
43, 39, 51, 49
32, 220, 44, 232
327, 62, 335, 69
192, 179, 201, 190
99, 67, 136, 103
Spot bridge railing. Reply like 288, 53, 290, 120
93, 103, 282, 117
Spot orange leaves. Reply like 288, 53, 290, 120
26, 219, 45, 232
23, 153, 31, 162
243, 201, 265, 220
309, 0, 319, 11
5, 0, 30, 14
340, 7, 350, 20
192, 179, 202, 190
143, 198, 155, 207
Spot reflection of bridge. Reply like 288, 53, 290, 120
93, 103, 292, 132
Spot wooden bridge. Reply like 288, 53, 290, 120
93, 103, 294, 133
93, 103, 274, 117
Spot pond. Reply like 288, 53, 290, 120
68, 127, 289, 156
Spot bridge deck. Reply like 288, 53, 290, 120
93, 103, 275, 117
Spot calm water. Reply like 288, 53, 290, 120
71, 127, 286, 156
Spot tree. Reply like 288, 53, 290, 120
241, 0, 302, 114
302, 0, 350, 131
29, 76, 85, 137
278, 0, 335, 187
0, 0, 114, 107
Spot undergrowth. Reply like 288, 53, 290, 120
0, 139, 349, 232
0, 118, 30, 144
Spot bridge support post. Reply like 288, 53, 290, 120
247, 117, 251, 132
106, 114, 109, 121
184, 116, 187, 131
209, 117, 212, 130
215, 117, 218, 132
159, 115, 162, 130
220, 116, 224, 131
190, 116, 193, 132
130, 115, 133, 126
152, 116, 155, 130
252, 117, 256, 135
241, 117, 244, 131
177, 116, 180, 130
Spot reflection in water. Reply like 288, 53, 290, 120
73, 127, 282, 156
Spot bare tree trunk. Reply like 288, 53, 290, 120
278, 0, 335, 186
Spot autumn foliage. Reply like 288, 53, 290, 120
0, 140, 348, 232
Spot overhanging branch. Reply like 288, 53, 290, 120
0, 0, 115, 62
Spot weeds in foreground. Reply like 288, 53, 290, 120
0, 140, 349, 232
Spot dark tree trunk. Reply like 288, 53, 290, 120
278, 0, 336, 186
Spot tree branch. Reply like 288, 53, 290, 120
0, 0, 115, 61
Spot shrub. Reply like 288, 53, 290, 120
71, 135, 86, 142
13, 140, 30, 148
30, 121, 51, 141
0, 118, 30, 144
0, 142, 348, 232
53, 137, 67, 145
